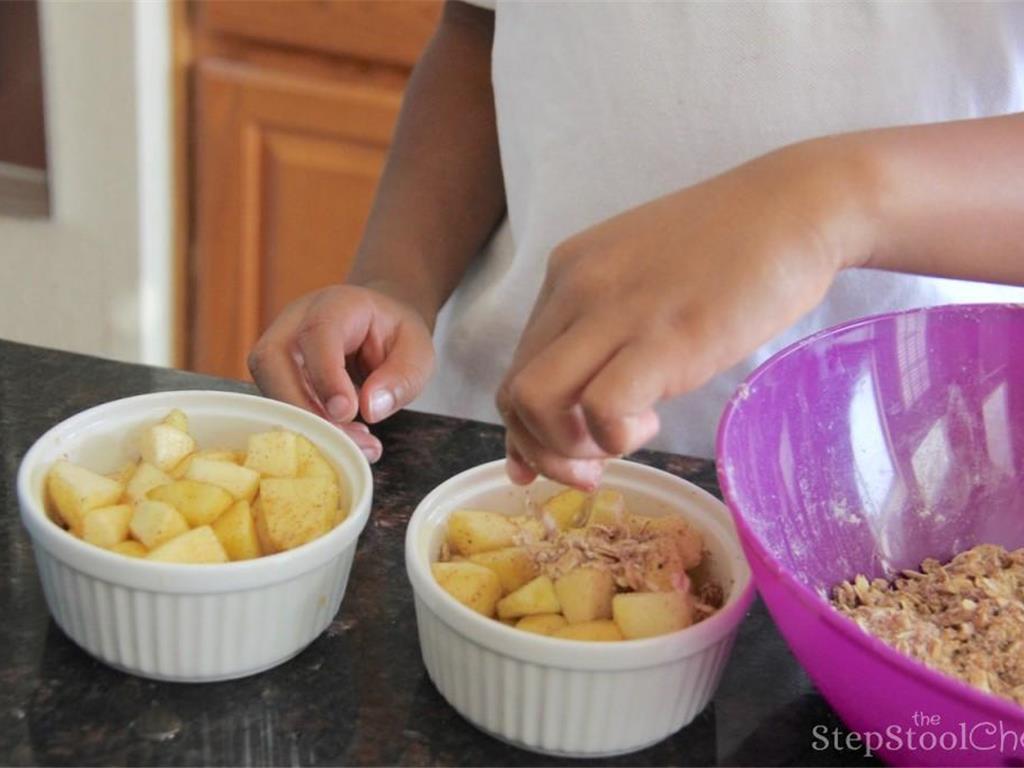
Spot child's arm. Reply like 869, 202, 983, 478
249, 1, 503, 460
497, 112, 1024, 488
348, 0, 505, 324
853, 113, 1024, 284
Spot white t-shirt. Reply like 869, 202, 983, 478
414, 1, 1024, 458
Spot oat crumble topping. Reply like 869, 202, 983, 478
514, 517, 722, 621
833, 544, 1024, 705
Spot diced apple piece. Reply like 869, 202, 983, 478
163, 408, 189, 434
185, 458, 259, 502
81, 504, 133, 549
148, 479, 234, 527
169, 454, 194, 480
244, 430, 298, 478
612, 591, 694, 639
552, 620, 624, 642
252, 499, 270, 553
496, 575, 560, 620
642, 536, 690, 592
124, 462, 172, 504
146, 526, 229, 564
107, 462, 138, 487
295, 435, 337, 480
129, 500, 189, 549
586, 489, 627, 528
555, 568, 615, 624
431, 561, 502, 617
254, 477, 338, 553
509, 514, 546, 542
194, 449, 242, 464
542, 488, 588, 530
296, 435, 347, 513
46, 460, 124, 534
646, 515, 704, 570
447, 510, 519, 555
469, 547, 538, 594
172, 450, 244, 480
139, 423, 195, 473
516, 613, 568, 636
111, 540, 148, 558
211, 500, 261, 561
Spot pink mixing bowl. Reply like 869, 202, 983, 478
717, 304, 1024, 767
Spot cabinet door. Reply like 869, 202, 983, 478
199, 0, 441, 68
191, 59, 402, 378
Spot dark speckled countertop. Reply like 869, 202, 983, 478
0, 339, 879, 767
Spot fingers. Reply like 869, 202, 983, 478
504, 434, 537, 485
501, 320, 624, 459
251, 341, 383, 463
503, 408, 605, 490
339, 421, 383, 464
359, 319, 435, 423
248, 342, 320, 414
581, 336, 713, 454
295, 300, 368, 423
294, 350, 329, 416
502, 331, 698, 477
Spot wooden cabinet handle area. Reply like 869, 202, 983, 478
182, 0, 441, 379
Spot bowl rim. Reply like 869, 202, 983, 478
405, 458, 755, 671
716, 302, 1024, 721
18, 389, 373, 592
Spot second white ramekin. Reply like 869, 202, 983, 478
18, 390, 373, 682
405, 459, 754, 757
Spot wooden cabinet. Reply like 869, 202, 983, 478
184, 1, 440, 378
198, 0, 440, 67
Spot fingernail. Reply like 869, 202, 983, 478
623, 411, 660, 447
369, 389, 395, 421
326, 395, 349, 421
361, 444, 382, 464
506, 456, 534, 485
571, 461, 602, 491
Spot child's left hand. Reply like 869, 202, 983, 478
497, 138, 874, 488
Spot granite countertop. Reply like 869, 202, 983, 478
0, 339, 878, 767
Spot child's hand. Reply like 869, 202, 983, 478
249, 284, 435, 462
497, 139, 872, 488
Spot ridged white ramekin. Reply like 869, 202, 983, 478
406, 459, 754, 757
18, 390, 372, 682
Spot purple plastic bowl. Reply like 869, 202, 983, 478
717, 304, 1024, 767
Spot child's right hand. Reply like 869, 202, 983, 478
248, 284, 436, 463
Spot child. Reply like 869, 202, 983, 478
248, 1, 1024, 488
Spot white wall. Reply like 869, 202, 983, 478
0, 0, 172, 366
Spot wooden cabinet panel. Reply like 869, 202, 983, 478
191, 58, 402, 378
199, 1, 441, 68
258, 130, 385, 328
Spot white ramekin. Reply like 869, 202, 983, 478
405, 459, 754, 757
18, 390, 373, 682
